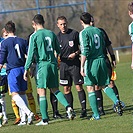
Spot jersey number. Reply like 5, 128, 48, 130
94, 34, 100, 49
45, 37, 53, 52
15, 44, 21, 59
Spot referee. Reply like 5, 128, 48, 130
56, 16, 87, 118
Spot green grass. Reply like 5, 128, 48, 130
0, 53, 133, 133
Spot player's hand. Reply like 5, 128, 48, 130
23, 70, 28, 81
80, 67, 86, 77
68, 53, 76, 60
0, 64, 3, 70
112, 61, 116, 68
57, 56, 61, 69
30, 63, 36, 78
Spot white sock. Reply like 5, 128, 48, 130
20, 94, 28, 106
0, 97, 7, 120
19, 108, 26, 122
12, 94, 31, 116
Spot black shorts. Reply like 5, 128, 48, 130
59, 62, 84, 86
105, 57, 112, 79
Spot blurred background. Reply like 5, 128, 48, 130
0, 0, 132, 51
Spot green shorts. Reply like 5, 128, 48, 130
36, 61, 59, 89
84, 58, 110, 86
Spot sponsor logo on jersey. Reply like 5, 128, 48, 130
69, 41, 74, 47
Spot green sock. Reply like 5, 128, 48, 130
88, 92, 99, 117
39, 96, 48, 120
104, 87, 118, 104
54, 91, 69, 108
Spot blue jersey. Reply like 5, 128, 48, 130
0, 36, 28, 72
0, 37, 4, 42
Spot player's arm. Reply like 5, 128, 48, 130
80, 55, 86, 77
54, 33, 60, 55
0, 64, 3, 71
24, 35, 35, 81
100, 28, 116, 67
54, 34, 61, 68
106, 45, 116, 67
128, 23, 133, 69
131, 43, 133, 69
79, 30, 88, 77
0, 41, 7, 71
68, 31, 80, 60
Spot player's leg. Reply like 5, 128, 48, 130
106, 58, 124, 109
60, 62, 74, 109
9, 87, 21, 124
87, 86, 100, 120
49, 63, 75, 120
75, 84, 87, 118
0, 95, 8, 125
95, 57, 112, 115
35, 63, 49, 125
95, 87, 105, 115
11, 99, 21, 124
72, 65, 87, 118
50, 88, 75, 120
26, 93, 40, 121
64, 86, 73, 109
8, 68, 33, 125
110, 80, 119, 99
26, 73, 40, 121
99, 59, 118, 103
35, 88, 49, 126
0, 99, 2, 127
12, 92, 34, 125
18, 108, 26, 126
100, 60, 123, 116
50, 92, 62, 119
0, 75, 8, 125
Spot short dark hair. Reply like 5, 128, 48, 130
80, 12, 93, 24
57, 16, 67, 22
33, 14, 45, 25
4, 21, 16, 33
128, 2, 133, 13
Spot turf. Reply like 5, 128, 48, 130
0, 53, 132, 133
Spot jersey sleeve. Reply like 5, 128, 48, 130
79, 30, 89, 57
128, 22, 133, 42
54, 34, 60, 55
99, 28, 111, 47
0, 41, 7, 65
24, 34, 36, 70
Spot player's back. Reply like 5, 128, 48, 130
31, 29, 60, 64
80, 26, 105, 60
0, 36, 27, 71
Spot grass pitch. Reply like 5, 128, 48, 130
0, 53, 132, 133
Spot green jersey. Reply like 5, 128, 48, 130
25, 29, 60, 70
79, 26, 105, 60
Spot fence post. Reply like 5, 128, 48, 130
116, 50, 120, 62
